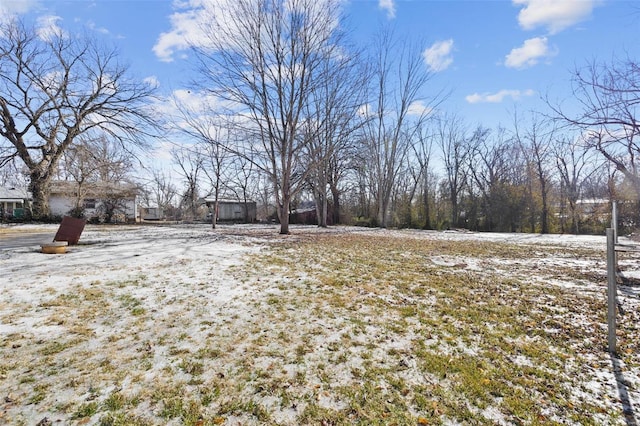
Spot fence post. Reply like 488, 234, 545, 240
606, 228, 617, 354
612, 201, 618, 243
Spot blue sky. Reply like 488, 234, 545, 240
2, 0, 639, 131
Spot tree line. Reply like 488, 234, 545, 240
1, 0, 639, 235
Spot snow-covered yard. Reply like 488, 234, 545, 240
0, 224, 638, 425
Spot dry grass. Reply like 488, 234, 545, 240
0, 227, 638, 425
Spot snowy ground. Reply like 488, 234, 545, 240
0, 223, 638, 425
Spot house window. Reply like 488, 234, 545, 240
84, 199, 96, 209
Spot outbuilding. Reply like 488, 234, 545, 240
203, 198, 257, 223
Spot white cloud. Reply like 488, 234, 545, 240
423, 39, 454, 72
151, 140, 177, 162
0, 0, 39, 23
504, 36, 556, 69
357, 103, 372, 118
465, 89, 535, 104
154, 0, 343, 62
85, 20, 110, 35
144, 76, 160, 88
153, 2, 211, 62
407, 100, 433, 116
154, 88, 235, 125
172, 88, 211, 111
514, 0, 596, 34
36, 15, 68, 41
379, 0, 396, 19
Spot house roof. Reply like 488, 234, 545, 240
49, 180, 139, 198
202, 197, 256, 204
0, 186, 31, 202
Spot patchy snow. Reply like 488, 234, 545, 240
0, 223, 638, 424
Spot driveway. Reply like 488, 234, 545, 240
0, 231, 54, 250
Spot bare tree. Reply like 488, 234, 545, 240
148, 168, 179, 220
192, 0, 345, 234
175, 100, 233, 228
410, 120, 435, 229
514, 114, 555, 234
437, 113, 471, 228
0, 19, 157, 219
302, 50, 366, 227
172, 146, 203, 221
467, 127, 515, 231
225, 154, 260, 222
58, 136, 133, 217
553, 134, 599, 234
362, 29, 442, 228
391, 159, 418, 227
327, 142, 360, 225
551, 56, 640, 205
0, 157, 28, 187
200, 137, 229, 228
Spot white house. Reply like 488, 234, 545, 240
49, 181, 139, 222
0, 186, 31, 219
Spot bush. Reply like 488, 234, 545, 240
67, 207, 86, 219
352, 216, 377, 227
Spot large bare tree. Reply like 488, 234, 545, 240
553, 134, 598, 234
0, 19, 157, 219
514, 114, 555, 234
193, 0, 345, 234
436, 113, 471, 228
302, 48, 366, 227
144, 167, 179, 220
174, 100, 233, 228
58, 136, 133, 217
362, 29, 443, 228
410, 120, 436, 229
467, 127, 513, 231
552, 56, 640, 201
172, 145, 203, 221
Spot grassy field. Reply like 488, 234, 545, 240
0, 226, 638, 425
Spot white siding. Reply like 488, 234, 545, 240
49, 195, 137, 221
49, 196, 75, 216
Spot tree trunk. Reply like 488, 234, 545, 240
313, 182, 328, 228
317, 193, 328, 228
211, 199, 218, 229
377, 198, 388, 228
569, 201, 579, 234
450, 190, 458, 228
330, 183, 340, 225
377, 207, 383, 228
29, 171, 51, 220
279, 199, 290, 234
321, 188, 328, 227
422, 185, 432, 230
540, 179, 549, 234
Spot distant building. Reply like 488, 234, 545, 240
139, 206, 164, 221
49, 180, 139, 222
0, 186, 31, 219
202, 198, 257, 223
576, 198, 610, 222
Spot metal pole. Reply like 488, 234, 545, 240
606, 228, 617, 354
612, 201, 618, 243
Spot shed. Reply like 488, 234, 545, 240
203, 198, 257, 223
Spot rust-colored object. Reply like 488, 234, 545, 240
41, 241, 68, 254
53, 216, 86, 245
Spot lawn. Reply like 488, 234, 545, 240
0, 224, 638, 425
